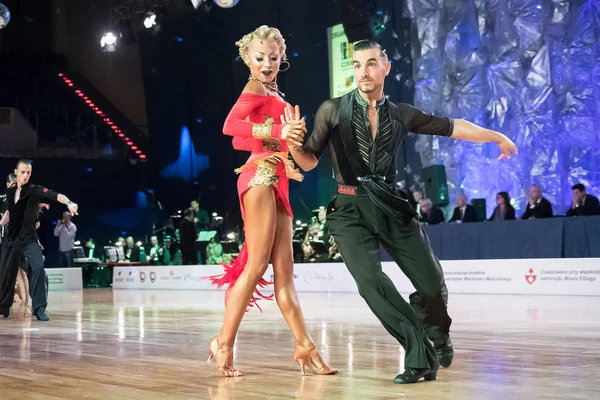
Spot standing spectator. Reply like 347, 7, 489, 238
54, 211, 77, 268
521, 185, 553, 219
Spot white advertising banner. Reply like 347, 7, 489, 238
327, 23, 357, 98
46, 268, 83, 291
438, 259, 600, 296
113, 259, 600, 296
112, 265, 223, 290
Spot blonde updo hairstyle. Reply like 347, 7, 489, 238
236, 25, 287, 66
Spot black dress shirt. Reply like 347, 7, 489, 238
5, 183, 59, 242
303, 89, 454, 186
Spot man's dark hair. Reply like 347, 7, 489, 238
353, 40, 388, 58
185, 208, 195, 219
6, 173, 15, 184
572, 183, 586, 192
16, 159, 32, 169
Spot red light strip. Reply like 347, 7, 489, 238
57, 72, 146, 160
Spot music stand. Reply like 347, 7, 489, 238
116, 246, 126, 262
104, 246, 118, 263
73, 246, 85, 259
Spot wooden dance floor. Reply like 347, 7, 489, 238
1, 289, 599, 399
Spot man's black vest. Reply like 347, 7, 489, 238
329, 91, 418, 221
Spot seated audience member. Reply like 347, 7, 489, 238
521, 185, 553, 219
488, 191, 516, 221
566, 184, 600, 217
419, 198, 445, 225
411, 190, 424, 213
449, 194, 477, 223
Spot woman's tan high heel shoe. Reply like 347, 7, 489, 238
23, 304, 32, 318
207, 337, 242, 377
293, 345, 338, 376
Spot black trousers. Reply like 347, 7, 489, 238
59, 250, 74, 268
327, 194, 452, 369
0, 240, 48, 317
181, 246, 198, 265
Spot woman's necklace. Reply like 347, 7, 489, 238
248, 75, 285, 97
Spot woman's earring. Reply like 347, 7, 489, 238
280, 60, 290, 72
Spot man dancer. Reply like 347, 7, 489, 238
0, 160, 79, 321
283, 40, 517, 383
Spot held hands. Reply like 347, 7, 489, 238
495, 133, 518, 161
67, 202, 79, 216
280, 104, 306, 150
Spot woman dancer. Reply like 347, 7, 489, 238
12, 203, 48, 317
206, 25, 337, 377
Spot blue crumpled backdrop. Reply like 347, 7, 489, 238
405, 0, 600, 216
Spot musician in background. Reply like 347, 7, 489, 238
85, 238, 102, 260
125, 236, 141, 262
179, 208, 198, 265
147, 235, 164, 265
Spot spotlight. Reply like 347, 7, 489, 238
143, 13, 157, 29
0, 3, 11, 29
214, 0, 239, 8
296, 220, 302, 225
226, 233, 236, 240
212, 212, 218, 217
100, 32, 117, 52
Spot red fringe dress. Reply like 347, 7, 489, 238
205, 93, 303, 311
